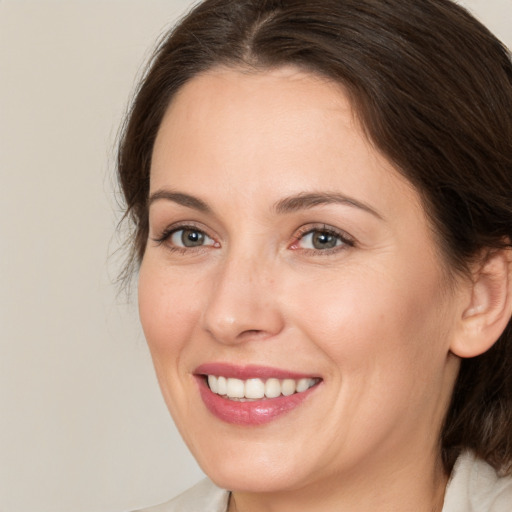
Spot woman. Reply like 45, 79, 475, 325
118, 0, 512, 510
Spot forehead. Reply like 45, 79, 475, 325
153, 66, 355, 166
150, 66, 421, 219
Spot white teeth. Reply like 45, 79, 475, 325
296, 378, 310, 392
245, 378, 265, 399
281, 379, 296, 396
265, 378, 281, 398
226, 378, 245, 398
217, 376, 227, 395
206, 375, 318, 400
208, 375, 218, 393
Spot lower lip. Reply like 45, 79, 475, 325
197, 377, 319, 426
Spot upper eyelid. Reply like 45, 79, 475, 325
151, 221, 214, 242
294, 224, 355, 242
152, 220, 209, 234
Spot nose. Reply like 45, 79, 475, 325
200, 253, 285, 345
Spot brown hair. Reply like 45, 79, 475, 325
117, 0, 512, 473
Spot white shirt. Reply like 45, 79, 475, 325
135, 452, 512, 512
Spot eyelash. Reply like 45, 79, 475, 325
151, 223, 355, 255
290, 224, 355, 254
152, 223, 217, 254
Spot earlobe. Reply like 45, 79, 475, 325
451, 248, 512, 358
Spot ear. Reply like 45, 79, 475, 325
451, 248, 512, 358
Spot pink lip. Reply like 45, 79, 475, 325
194, 363, 321, 426
195, 362, 316, 380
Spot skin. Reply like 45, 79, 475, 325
138, 67, 471, 512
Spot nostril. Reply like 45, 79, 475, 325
244, 329, 263, 336
236, 329, 270, 341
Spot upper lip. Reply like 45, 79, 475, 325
194, 362, 320, 380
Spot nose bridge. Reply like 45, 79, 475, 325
201, 245, 283, 344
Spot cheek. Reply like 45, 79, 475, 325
286, 260, 451, 378
138, 259, 201, 358
285, 262, 455, 453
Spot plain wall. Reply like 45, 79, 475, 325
0, 1, 510, 511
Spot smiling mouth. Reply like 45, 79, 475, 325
196, 365, 322, 425
205, 375, 320, 401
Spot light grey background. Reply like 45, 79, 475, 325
0, 1, 510, 511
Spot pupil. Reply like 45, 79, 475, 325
313, 231, 336, 249
182, 229, 204, 247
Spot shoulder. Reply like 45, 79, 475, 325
443, 451, 512, 512
133, 478, 230, 512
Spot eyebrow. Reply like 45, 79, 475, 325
148, 189, 382, 219
148, 190, 211, 212
274, 192, 383, 219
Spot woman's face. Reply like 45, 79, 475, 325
139, 67, 463, 494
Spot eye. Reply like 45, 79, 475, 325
169, 227, 215, 248
291, 226, 354, 252
152, 224, 218, 251
299, 230, 341, 250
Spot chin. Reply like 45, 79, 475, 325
184, 428, 313, 493
203, 458, 309, 494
